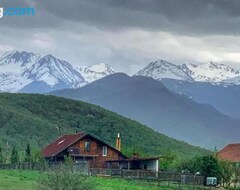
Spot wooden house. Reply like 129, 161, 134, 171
42, 132, 160, 171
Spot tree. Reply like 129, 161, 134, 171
10, 146, 19, 164
24, 143, 32, 163
177, 156, 202, 173
32, 149, 44, 163
159, 152, 180, 171
179, 155, 222, 184
121, 146, 146, 158
200, 155, 222, 181
219, 161, 233, 187
0, 145, 3, 164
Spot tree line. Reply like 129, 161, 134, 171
0, 143, 43, 164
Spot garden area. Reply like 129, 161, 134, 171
0, 170, 204, 190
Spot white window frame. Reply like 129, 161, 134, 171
102, 146, 108, 157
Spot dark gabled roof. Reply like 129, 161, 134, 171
42, 132, 125, 158
216, 143, 240, 163
42, 132, 86, 158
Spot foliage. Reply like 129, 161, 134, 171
178, 155, 234, 185
159, 152, 181, 171
232, 167, 240, 189
31, 148, 44, 163
10, 146, 19, 164
0, 93, 210, 159
219, 160, 233, 187
38, 164, 96, 190
24, 143, 32, 162
200, 156, 221, 181
121, 146, 146, 157
0, 145, 3, 164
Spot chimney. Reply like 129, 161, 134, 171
116, 133, 121, 151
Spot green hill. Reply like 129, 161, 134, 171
0, 93, 210, 158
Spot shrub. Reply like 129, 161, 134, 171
38, 164, 96, 190
178, 155, 234, 185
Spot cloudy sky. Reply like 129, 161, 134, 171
1, 0, 240, 74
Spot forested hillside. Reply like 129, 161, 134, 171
0, 93, 210, 158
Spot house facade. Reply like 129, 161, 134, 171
42, 132, 160, 171
42, 132, 126, 168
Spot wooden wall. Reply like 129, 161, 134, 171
72, 135, 124, 168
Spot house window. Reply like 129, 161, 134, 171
102, 146, 107, 156
85, 141, 90, 152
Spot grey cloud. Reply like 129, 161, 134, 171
1, 0, 240, 75
1, 0, 240, 35
30, 0, 240, 35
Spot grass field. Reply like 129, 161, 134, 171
0, 170, 205, 190
0, 170, 39, 190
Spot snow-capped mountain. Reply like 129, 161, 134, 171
22, 55, 84, 88
0, 51, 41, 92
0, 51, 116, 93
136, 60, 193, 81
182, 62, 240, 83
136, 60, 240, 84
0, 50, 40, 74
0, 72, 31, 92
76, 63, 116, 85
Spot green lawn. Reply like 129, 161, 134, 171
94, 177, 163, 190
0, 170, 205, 190
0, 170, 39, 190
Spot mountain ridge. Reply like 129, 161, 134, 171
1, 50, 240, 93
161, 78, 240, 120
0, 51, 116, 93
136, 60, 240, 84
50, 73, 240, 149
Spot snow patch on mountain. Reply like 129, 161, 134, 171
0, 50, 40, 74
183, 62, 240, 83
223, 76, 240, 85
136, 60, 193, 81
136, 60, 240, 84
76, 63, 116, 84
0, 51, 41, 92
0, 72, 32, 92
23, 55, 84, 88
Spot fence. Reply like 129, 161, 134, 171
0, 161, 89, 174
0, 163, 204, 186
89, 168, 204, 186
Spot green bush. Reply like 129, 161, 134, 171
178, 155, 234, 185
38, 164, 96, 190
